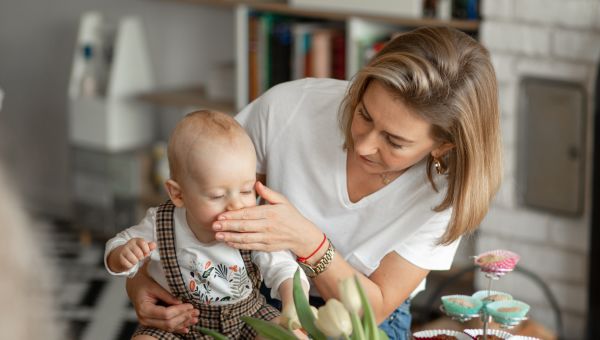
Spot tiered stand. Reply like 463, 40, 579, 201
440, 258, 527, 340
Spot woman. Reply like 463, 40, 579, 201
126, 26, 501, 339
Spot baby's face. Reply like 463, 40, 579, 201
180, 140, 257, 235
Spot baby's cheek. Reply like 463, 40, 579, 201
246, 196, 258, 207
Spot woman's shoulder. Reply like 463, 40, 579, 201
264, 78, 349, 101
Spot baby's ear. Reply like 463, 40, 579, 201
165, 179, 185, 207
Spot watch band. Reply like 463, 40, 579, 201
298, 239, 335, 278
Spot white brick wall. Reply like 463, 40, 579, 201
558, 1, 599, 29
481, 22, 551, 56
474, 2, 598, 337
514, 0, 560, 24
491, 54, 516, 84
553, 30, 600, 62
548, 216, 590, 252
481, 0, 514, 20
515, 58, 590, 83
481, 207, 549, 243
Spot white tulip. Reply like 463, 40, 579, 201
314, 299, 353, 338
340, 277, 362, 315
280, 303, 302, 330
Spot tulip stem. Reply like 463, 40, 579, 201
350, 312, 365, 340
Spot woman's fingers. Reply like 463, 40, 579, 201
226, 241, 273, 251
217, 204, 271, 221
213, 217, 270, 233
216, 230, 267, 244
255, 181, 287, 204
139, 303, 198, 333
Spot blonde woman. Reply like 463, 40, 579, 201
126, 26, 501, 339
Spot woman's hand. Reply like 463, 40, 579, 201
213, 182, 323, 257
126, 265, 199, 333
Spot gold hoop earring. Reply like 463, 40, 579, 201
434, 158, 443, 175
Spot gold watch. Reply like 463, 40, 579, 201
297, 239, 335, 278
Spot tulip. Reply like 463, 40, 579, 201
280, 303, 301, 330
314, 299, 352, 338
340, 277, 362, 315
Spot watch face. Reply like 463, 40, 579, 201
298, 261, 316, 278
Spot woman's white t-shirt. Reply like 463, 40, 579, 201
236, 78, 460, 296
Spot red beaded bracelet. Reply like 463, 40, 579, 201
297, 233, 327, 263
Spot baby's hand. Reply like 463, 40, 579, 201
118, 238, 157, 270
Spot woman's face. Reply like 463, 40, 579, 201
350, 80, 439, 175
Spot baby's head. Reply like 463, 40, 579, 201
165, 110, 257, 236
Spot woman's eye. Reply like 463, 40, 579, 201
358, 109, 372, 122
387, 137, 403, 149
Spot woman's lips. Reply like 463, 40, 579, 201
359, 155, 377, 165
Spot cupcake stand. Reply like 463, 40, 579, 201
439, 250, 529, 340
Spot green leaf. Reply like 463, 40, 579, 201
350, 311, 366, 340
293, 269, 326, 340
355, 276, 379, 340
202, 267, 214, 279
198, 327, 229, 340
378, 328, 390, 340
241, 316, 297, 339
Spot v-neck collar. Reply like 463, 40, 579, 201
337, 149, 420, 209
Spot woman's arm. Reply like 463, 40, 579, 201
214, 181, 429, 322
126, 264, 199, 333
311, 247, 429, 323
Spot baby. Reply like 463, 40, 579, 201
105, 110, 308, 339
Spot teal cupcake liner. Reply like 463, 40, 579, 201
441, 295, 483, 316
472, 290, 513, 306
486, 300, 530, 324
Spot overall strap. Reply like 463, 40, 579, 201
156, 200, 193, 302
239, 249, 262, 290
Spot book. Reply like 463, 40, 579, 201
269, 20, 292, 87
248, 15, 260, 101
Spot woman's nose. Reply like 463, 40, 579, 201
354, 130, 379, 155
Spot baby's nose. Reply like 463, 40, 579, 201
226, 196, 244, 211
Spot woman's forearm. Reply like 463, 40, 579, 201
309, 249, 428, 324
310, 254, 388, 322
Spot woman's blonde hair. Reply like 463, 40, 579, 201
339, 26, 502, 245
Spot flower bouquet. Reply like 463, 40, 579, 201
200, 269, 389, 339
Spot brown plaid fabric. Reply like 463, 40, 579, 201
132, 200, 279, 339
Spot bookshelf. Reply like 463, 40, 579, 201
143, 0, 480, 111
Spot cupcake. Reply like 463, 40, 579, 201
412, 329, 472, 340
474, 250, 520, 274
464, 328, 512, 339
441, 295, 483, 316
472, 290, 513, 306
486, 300, 530, 325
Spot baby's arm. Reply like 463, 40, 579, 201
105, 208, 158, 276
252, 250, 310, 301
107, 238, 157, 273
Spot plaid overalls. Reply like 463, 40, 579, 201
133, 200, 280, 339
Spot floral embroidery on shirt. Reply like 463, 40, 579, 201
187, 258, 251, 305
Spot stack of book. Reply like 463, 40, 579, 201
248, 13, 346, 101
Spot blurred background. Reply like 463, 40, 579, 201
0, 0, 598, 339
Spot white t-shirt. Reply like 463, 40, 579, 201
105, 207, 307, 304
236, 78, 460, 296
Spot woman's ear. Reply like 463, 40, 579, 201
165, 179, 185, 207
431, 142, 455, 159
